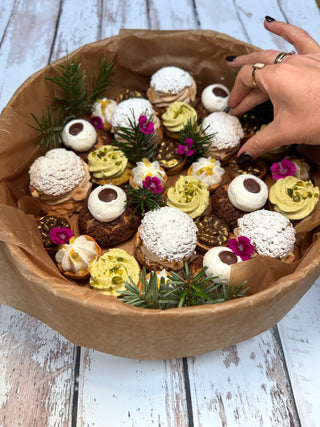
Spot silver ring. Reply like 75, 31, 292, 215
274, 50, 295, 64
251, 63, 266, 87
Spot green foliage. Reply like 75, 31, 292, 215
125, 184, 166, 216
179, 119, 216, 162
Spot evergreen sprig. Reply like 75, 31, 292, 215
179, 119, 216, 163
119, 263, 248, 310
126, 184, 166, 216
113, 114, 158, 164
30, 56, 115, 150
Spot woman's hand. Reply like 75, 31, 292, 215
226, 19, 320, 161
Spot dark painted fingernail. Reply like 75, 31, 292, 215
225, 56, 237, 62
265, 16, 276, 22
236, 152, 254, 165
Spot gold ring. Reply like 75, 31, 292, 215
274, 50, 295, 64
251, 63, 266, 87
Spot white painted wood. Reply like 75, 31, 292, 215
101, 0, 149, 39
50, 0, 102, 62
277, 278, 320, 427
0, 0, 15, 40
188, 329, 300, 427
279, 0, 320, 43
0, 0, 60, 113
77, 349, 189, 426
0, 306, 75, 426
195, 0, 249, 42
149, 0, 198, 30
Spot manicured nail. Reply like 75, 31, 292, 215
265, 16, 276, 22
236, 152, 254, 165
225, 56, 237, 62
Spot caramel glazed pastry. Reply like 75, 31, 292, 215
78, 184, 141, 248
147, 66, 197, 113
28, 148, 92, 217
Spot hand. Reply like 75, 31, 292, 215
226, 19, 320, 160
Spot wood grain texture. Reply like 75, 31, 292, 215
50, 0, 102, 62
0, 0, 15, 42
187, 329, 300, 426
0, 0, 60, 113
278, 278, 320, 427
0, 307, 75, 426
77, 349, 189, 426
149, 0, 199, 30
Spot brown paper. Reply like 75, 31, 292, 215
0, 29, 320, 360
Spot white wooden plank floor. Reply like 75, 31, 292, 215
0, 0, 320, 425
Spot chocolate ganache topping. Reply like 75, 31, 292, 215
69, 122, 84, 135
213, 87, 228, 98
244, 178, 260, 193
98, 188, 118, 202
219, 250, 238, 265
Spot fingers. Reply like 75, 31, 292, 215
227, 50, 279, 68
237, 121, 290, 159
229, 90, 269, 117
264, 20, 320, 54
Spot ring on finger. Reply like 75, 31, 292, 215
251, 63, 266, 87
274, 50, 295, 64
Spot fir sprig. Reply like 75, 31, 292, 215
126, 184, 166, 216
113, 114, 158, 164
119, 263, 248, 310
30, 56, 115, 150
179, 119, 216, 163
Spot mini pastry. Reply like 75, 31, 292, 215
147, 66, 197, 112
129, 158, 167, 189
62, 119, 97, 152
88, 145, 131, 186
188, 157, 225, 191
211, 184, 244, 230
111, 98, 163, 144
195, 214, 230, 253
202, 112, 244, 164
240, 100, 273, 141
29, 148, 92, 217
269, 176, 319, 220
134, 206, 198, 271
229, 156, 267, 179
270, 157, 311, 181
91, 98, 117, 131
116, 89, 146, 103
288, 157, 311, 181
203, 247, 242, 284
37, 214, 72, 254
201, 84, 229, 113
153, 136, 187, 176
55, 235, 101, 281
78, 184, 141, 248
89, 248, 140, 296
166, 175, 210, 219
237, 210, 296, 259
162, 101, 197, 139
227, 174, 268, 212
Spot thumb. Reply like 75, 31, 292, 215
237, 121, 291, 160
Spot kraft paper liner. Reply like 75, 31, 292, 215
0, 29, 320, 359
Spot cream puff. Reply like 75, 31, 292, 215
29, 148, 92, 217
203, 247, 242, 284
62, 119, 97, 152
188, 157, 225, 191
91, 98, 117, 131
134, 206, 198, 271
129, 158, 167, 189
202, 112, 244, 164
147, 66, 197, 112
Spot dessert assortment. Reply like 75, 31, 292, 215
26, 60, 320, 309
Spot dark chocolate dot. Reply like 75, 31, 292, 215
98, 188, 118, 202
219, 250, 238, 265
244, 178, 260, 193
213, 87, 228, 98
69, 122, 84, 135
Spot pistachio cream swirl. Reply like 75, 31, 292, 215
88, 145, 128, 180
167, 175, 209, 218
269, 176, 319, 220
162, 102, 197, 133
89, 249, 140, 296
